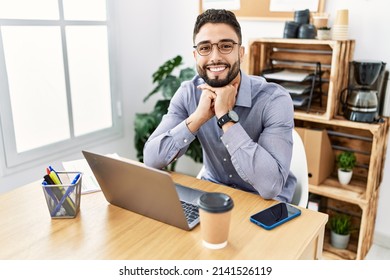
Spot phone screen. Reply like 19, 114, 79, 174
250, 202, 301, 230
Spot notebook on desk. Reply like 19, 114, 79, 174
82, 150, 204, 231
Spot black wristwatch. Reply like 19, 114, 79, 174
217, 110, 239, 128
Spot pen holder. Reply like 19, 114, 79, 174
42, 171, 82, 218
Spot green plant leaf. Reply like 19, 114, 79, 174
143, 83, 162, 103
329, 213, 351, 235
152, 55, 182, 83
337, 151, 356, 171
180, 67, 196, 81
160, 75, 181, 99
143, 56, 184, 103
153, 99, 170, 120
134, 113, 160, 162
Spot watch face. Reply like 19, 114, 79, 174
228, 110, 239, 122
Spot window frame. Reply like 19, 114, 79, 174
0, 1, 122, 174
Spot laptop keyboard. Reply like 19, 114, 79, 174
181, 201, 199, 224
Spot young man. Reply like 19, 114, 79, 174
143, 9, 296, 202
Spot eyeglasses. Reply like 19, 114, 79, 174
193, 40, 239, 56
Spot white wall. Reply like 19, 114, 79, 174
1, 0, 389, 247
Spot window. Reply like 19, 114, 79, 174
0, 0, 121, 171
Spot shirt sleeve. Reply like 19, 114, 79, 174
221, 93, 294, 200
143, 85, 196, 169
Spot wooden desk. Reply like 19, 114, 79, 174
0, 173, 328, 260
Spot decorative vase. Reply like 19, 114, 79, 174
330, 231, 350, 249
338, 168, 353, 185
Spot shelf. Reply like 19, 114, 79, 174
322, 251, 346, 260
323, 244, 357, 260
309, 178, 367, 207
295, 114, 387, 134
248, 38, 355, 120
249, 38, 343, 46
322, 231, 358, 260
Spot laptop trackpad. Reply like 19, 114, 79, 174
175, 183, 205, 204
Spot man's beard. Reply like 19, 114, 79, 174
197, 60, 240, 87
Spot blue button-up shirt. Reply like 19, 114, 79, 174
143, 71, 296, 202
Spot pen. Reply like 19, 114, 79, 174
43, 175, 68, 216
51, 173, 80, 217
48, 166, 62, 184
45, 172, 76, 216
42, 180, 59, 205
49, 171, 62, 185
43, 174, 55, 185
71, 173, 81, 185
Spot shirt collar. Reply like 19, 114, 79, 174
235, 71, 252, 108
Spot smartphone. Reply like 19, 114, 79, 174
250, 202, 301, 230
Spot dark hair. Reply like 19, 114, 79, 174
193, 9, 242, 44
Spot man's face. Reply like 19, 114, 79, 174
193, 23, 244, 87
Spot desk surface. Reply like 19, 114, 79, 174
0, 173, 328, 260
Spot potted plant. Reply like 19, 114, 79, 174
134, 55, 202, 171
337, 151, 356, 185
329, 213, 352, 249
316, 26, 331, 40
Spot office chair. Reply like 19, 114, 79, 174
196, 129, 309, 208
290, 129, 309, 208
196, 165, 205, 179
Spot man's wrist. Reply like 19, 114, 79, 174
217, 110, 239, 129
185, 118, 195, 134
185, 116, 202, 133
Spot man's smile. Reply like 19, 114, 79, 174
208, 65, 227, 72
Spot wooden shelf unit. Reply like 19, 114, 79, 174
295, 117, 389, 260
247, 38, 389, 260
248, 38, 355, 120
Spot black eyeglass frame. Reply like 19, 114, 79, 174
193, 40, 240, 56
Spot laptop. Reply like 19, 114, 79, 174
82, 150, 205, 231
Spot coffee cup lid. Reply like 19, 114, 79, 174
198, 192, 234, 213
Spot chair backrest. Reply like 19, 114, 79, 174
196, 129, 309, 207
290, 129, 309, 208
196, 165, 205, 179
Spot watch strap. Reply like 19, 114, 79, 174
217, 112, 235, 128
